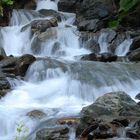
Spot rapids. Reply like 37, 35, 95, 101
0, 0, 139, 140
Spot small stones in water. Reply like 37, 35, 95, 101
26, 110, 46, 119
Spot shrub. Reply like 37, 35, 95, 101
0, 0, 13, 16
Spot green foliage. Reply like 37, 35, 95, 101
119, 0, 138, 12
109, 0, 140, 28
0, 0, 13, 16
14, 122, 28, 140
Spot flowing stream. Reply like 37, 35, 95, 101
0, 0, 140, 140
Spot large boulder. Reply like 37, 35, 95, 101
76, 91, 140, 139
82, 91, 140, 119
36, 126, 69, 140
76, 0, 117, 30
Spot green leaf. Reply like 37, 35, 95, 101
108, 20, 119, 28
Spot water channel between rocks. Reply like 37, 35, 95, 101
0, 0, 140, 140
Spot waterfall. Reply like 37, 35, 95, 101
115, 38, 133, 56
0, 0, 139, 140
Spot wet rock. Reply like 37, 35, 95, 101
36, 126, 69, 140
130, 36, 140, 51
39, 9, 62, 21
126, 131, 140, 139
0, 48, 6, 61
31, 18, 58, 33
109, 32, 127, 53
0, 89, 11, 98
15, 54, 36, 76
57, 117, 79, 125
0, 57, 17, 68
112, 118, 129, 127
79, 32, 100, 53
78, 19, 102, 32
14, 0, 36, 10
0, 77, 11, 90
120, 4, 140, 29
58, 0, 77, 13
81, 53, 97, 61
135, 93, 140, 100
27, 110, 46, 119
100, 53, 117, 62
1, 55, 36, 76
76, 0, 117, 30
81, 53, 117, 62
128, 48, 140, 61
77, 92, 140, 139
22, 18, 58, 33
82, 91, 140, 119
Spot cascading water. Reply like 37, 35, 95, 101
0, 0, 140, 140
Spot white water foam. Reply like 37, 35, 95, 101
115, 38, 133, 56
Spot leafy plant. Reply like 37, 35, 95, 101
0, 0, 13, 16
14, 122, 28, 140
109, 0, 140, 28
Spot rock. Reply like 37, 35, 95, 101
0, 89, 11, 98
79, 32, 100, 53
128, 48, 140, 61
31, 18, 58, 33
0, 57, 17, 68
57, 117, 79, 125
135, 93, 140, 100
120, 4, 140, 29
0, 78, 11, 91
82, 91, 140, 119
126, 131, 140, 139
81, 53, 97, 61
36, 126, 69, 140
76, 0, 117, 30
0, 48, 6, 61
58, 0, 77, 13
27, 110, 46, 119
81, 53, 117, 62
39, 9, 62, 21
13, 0, 36, 10
112, 118, 129, 127
15, 54, 36, 76
76, 92, 140, 139
109, 32, 127, 53
100, 53, 117, 62
22, 18, 58, 33
130, 36, 140, 51
78, 19, 102, 32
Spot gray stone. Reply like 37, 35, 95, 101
27, 110, 46, 119
0, 48, 6, 61
82, 91, 140, 119
36, 126, 69, 140
128, 48, 140, 61
78, 19, 101, 32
